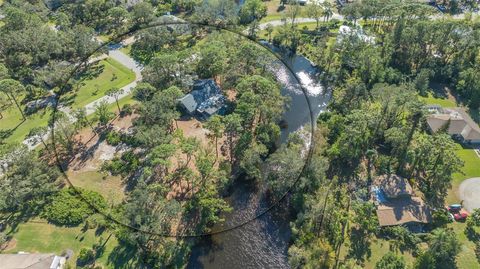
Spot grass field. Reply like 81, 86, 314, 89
120, 45, 132, 56
0, 102, 52, 145
449, 222, 480, 269
0, 57, 135, 146
7, 220, 118, 268
419, 92, 457, 108
67, 170, 125, 205
65, 58, 135, 109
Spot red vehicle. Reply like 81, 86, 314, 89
454, 212, 468, 221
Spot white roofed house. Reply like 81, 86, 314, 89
426, 107, 480, 144
0, 253, 66, 269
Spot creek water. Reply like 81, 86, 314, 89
187, 46, 330, 269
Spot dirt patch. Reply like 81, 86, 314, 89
177, 119, 210, 146
1, 238, 17, 251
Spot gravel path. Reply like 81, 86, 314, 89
459, 177, 480, 212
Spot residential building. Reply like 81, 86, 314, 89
178, 79, 227, 120
426, 107, 480, 144
0, 253, 66, 269
372, 174, 432, 228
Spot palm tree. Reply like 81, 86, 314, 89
322, 2, 333, 22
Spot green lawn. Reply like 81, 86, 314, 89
68, 170, 125, 206
449, 222, 480, 269
363, 238, 415, 269
419, 92, 457, 108
120, 45, 132, 56
260, 0, 309, 23
0, 102, 52, 145
65, 58, 135, 109
447, 143, 480, 204
7, 220, 119, 268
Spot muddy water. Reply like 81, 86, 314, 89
187, 46, 330, 269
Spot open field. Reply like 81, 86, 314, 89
0, 104, 52, 145
67, 170, 125, 206
6, 220, 118, 268
65, 58, 135, 109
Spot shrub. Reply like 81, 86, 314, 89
42, 188, 107, 226
106, 131, 121, 146
120, 103, 133, 117
77, 247, 95, 266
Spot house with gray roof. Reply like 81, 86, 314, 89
0, 253, 66, 269
426, 107, 480, 144
178, 79, 227, 120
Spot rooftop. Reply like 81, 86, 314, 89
0, 253, 65, 269
426, 107, 480, 141
377, 197, 432, 227
178, 79, 226, 119
374, 174, 413, 199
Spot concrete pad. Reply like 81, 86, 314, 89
459, 177, 480, 212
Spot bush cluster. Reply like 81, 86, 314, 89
42, 188, 107, 226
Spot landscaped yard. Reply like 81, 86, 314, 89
65, 58, 135, 109
7, 220, 118, 268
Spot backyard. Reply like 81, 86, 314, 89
6, 220, 119, 268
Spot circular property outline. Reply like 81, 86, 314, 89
50, 20, 317, 238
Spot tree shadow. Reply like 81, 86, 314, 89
107, 243, 140, 269
346, 228, 372, 264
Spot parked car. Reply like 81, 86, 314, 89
454, 212, 468, 221
447, 204, 462, 213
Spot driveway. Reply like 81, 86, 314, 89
459, 177, 480, 212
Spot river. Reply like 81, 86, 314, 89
187, 46, 330, 269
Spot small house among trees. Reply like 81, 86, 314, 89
372, 174, 432, 229
178, 79, 227, 120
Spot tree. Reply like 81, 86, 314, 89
322, 2, 334, 22
193, 0, 238, 26
414, 68, 433, 96
73, 108, 95, 134
105, 87, 125, 114
196, 41, 228, 78
375, 252, 406, 269
0, 147, 59, 212
239, 0, 267, 25
204, 115, 224, 160
107, 6, 129, 34
133, 82, 157, 102
142, 53, 185, 89
223, 113, 243, 164
0, 79, 25, 120
28, 126, 50, 152
426, 228, 461, 269
265, 23, 274, 42
131, 2, 155, 26
307, 1, 324, 29
94, 101, 114, 128
286, 3, 301, 26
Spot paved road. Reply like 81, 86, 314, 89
84, 49, 143, 115
459, 177, 480, 212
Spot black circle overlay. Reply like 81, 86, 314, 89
50, 20, 317, 238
